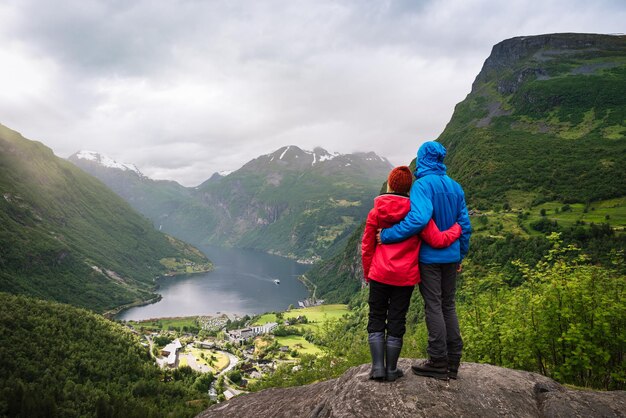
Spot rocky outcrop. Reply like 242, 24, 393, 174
472, 33, 626, 92
197, 360, 626, 418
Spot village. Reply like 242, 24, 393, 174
125, 302, 346, 402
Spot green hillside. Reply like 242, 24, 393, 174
196, 159, 386, 262
0, 124, 211, 312
0, 293, 210, 417
67, 151, 193, 233
439, 33, 626, 209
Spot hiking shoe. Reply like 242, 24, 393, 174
448, 363, 460, 379
411, 358, 448, 380
448, 356, 460, 380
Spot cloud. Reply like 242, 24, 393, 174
0, 0, 624, 185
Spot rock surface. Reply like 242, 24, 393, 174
197, 360, 626, 418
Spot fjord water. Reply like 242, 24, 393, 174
117, 246, 310, 321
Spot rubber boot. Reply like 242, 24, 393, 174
448, 356, 461, 380
385, 335, 404, 382
368, 332, 386, 380
411, 357, 448, 380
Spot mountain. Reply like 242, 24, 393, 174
0, 293, 210, 417
198, 360, 626, 417
0, 124, 211, 313
438, 33, 626, 209
192, 146, 393, 261
71, 145, 393, 262
68, 150, 193, 233
306, 33, 626, 302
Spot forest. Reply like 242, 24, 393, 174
0, 293, 212, 418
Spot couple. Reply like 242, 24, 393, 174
361, 141, 471, 382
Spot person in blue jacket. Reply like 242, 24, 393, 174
377, 141, 471, 380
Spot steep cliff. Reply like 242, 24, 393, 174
440, 33, 626, 208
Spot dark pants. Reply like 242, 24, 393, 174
419, 263, 463, 361
367, 280, 414, 338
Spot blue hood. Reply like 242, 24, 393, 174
415, 141, 447, 179
381, 140, 471, 263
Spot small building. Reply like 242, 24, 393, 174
227, 322, 279, 345
161, 339, 182, 368
249, 370, 263, 379
298, 298, 325, 308
196, 340, 215, 349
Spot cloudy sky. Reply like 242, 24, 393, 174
1, 0, 624, 186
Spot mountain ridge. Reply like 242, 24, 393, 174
70, 145, 393, 261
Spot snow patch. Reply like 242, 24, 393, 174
319, 153, 339, 162
75, 150, 143, 176
218, 170, 234, 176
279, 146, 291, 160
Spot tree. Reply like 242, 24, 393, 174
460, 236, 626, 390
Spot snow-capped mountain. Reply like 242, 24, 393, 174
240, 145, 391, 173
70, 150, 144, 176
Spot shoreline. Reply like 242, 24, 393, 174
160, 264, 214, 278
104, 266, 215, 320
103, 294, 163, 319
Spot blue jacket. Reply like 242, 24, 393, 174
380, 141, 471, 264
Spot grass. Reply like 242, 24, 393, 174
275, 336, 322, 355
528, 198, 626, 231
187, 347, 229, 372
129, 316, 199, 332
179, 356, 189, 367
251, 304, 349, 327
470, 197, 626, 238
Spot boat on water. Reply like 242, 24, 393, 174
273, 279, 280, 285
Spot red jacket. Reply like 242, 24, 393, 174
361, 193, 462, 287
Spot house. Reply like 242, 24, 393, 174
224, 389, 238, 400
196, 340, 215, 349
227, 322, 279, 345
298, 298, 325, 308
248, 370, 263, 380
161, 339, 182, 368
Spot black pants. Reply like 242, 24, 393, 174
367, 280, 414, 338
419, 263, 463, 360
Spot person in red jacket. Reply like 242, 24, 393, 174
361, 166, 461, 381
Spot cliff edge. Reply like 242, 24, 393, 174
198, 359, 626, 417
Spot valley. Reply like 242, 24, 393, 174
70, 145, 393, 263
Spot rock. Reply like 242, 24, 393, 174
197, 359, 626, 418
